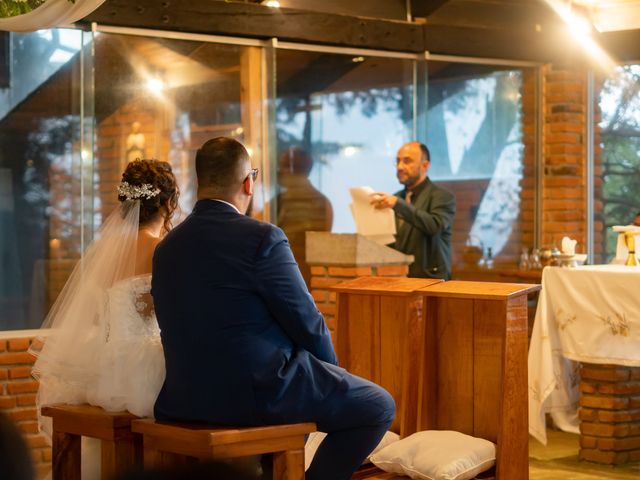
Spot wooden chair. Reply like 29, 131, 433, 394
132, 419, 315, 480
41, 404, 142, 480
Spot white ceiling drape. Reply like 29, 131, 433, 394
0, 0, 106, 32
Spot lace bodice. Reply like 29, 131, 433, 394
104, 274, 160, 342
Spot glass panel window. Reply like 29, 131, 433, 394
0, 30, 268, 332
594, 64, 640, 264
93, 34, 266, 228
425, 63, 533, 271
275, 49, 415, 284
0, 29, 84, 330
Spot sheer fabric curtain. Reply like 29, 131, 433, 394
0, 0, 105, 31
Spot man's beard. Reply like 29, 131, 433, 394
398, 172, 421, 187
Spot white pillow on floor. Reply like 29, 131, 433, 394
369, 430, 496, 480
304, 430, 400, 471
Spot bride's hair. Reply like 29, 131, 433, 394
118, 159, 179, 233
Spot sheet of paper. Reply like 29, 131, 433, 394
349, 186, 396, 245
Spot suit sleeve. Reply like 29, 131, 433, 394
393, 188, 456, 236
254, 226, 338, 366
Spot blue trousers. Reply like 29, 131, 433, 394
303, 373, 395, 480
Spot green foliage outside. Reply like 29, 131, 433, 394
0, 0, 75, 19
599, 64, 640, 260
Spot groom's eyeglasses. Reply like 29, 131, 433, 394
246, 168, 259, 182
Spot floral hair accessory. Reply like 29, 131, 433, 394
117, 181, 161, 200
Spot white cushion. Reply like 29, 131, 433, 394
369, 430, 496, 480
304, 430, 400, 471
368, 430, 401, 461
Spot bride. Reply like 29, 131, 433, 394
31, 159, 179, 433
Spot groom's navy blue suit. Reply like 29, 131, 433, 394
152, 199, 394, 480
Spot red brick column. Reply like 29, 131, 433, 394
541, 64, 589, 250
579, 363, 640, 464
0, 336, 50, 478
309, 264, 409, 347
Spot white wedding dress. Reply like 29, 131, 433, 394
35, 275, 165, 421
86, 274, 165, 417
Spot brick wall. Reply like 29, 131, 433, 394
579, 363, 640, 464
541, 65, 589, 250
0, 337, 50, 479
310, 264, 409, 346
438, 179, 489, 267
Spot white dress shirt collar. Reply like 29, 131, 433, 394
209, 198, 241, 214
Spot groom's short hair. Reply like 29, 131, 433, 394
196, 137, 249, 195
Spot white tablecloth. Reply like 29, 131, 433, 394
528, 265, 640, 444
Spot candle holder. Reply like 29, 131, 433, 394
624, 231, 640, 266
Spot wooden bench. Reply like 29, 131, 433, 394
41, 404, 142, 480
132, 419, 316, 479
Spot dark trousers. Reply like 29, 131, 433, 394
303, 374, 395, 480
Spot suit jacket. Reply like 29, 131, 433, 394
391, 178, 456, 280
152, 199, 343, 425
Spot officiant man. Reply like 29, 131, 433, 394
152, 137, 395, 480
371, 141, 456, 280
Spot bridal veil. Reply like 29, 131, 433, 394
30, 201, 141, 436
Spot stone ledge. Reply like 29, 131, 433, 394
306, 232, 413, 266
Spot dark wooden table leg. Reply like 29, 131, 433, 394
273, 448, 304, 480
52, 431, 81, 480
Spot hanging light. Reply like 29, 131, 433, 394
146, 76, 165, 94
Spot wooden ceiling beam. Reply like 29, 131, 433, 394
424, 23, 590, 64
278, 54, 361, 97
599, 29, 640, 63
425, 0, 560, 31
81, 0, 425, 53
80, 0, 640, 64
411, 0, 451, 18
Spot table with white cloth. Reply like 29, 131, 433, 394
528, 265, 640, 445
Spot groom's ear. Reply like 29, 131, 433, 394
242, 176, 254, 196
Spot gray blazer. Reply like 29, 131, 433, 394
391, 178, 456, 280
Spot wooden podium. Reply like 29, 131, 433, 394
331, 277, 540, 480
417, 281, 539, 480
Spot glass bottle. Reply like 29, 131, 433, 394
485, 247, 494, 269
530, 248, 542, 270
519, 247, 530, 271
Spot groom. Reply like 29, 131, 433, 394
152, 137, 395, 480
